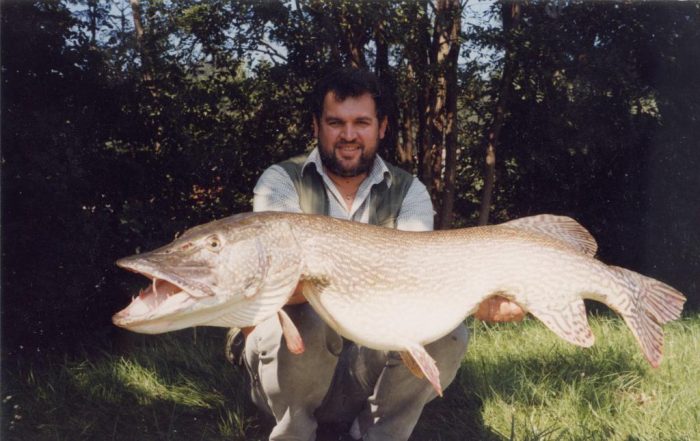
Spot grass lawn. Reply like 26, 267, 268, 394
3, 314, 699, 441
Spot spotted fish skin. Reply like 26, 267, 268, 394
114, 212, 686, 393
282, 212, 685, 370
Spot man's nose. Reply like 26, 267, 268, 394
339, 124, 357, 141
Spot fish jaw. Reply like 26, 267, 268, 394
112, 288, 200, 334
116, 253, 216, 298
113, 246, 251, 333
112, 259, 228, 334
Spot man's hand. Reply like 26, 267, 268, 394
474, 295, 525, 323
286, 281, 308, 305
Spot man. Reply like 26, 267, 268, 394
238, 68, 523, 441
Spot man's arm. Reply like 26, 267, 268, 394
474, 296, 525, 322
396, 178, 433, 232
253, 165, 303, 213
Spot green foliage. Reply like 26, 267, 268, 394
484, 2, 700, 307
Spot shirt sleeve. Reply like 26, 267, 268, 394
395, 177, 434, 232
252, 165, 303, 213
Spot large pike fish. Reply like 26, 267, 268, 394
113, 212, 685, 395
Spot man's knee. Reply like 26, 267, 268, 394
427, 323, 469, 385
243, 304, 341, 431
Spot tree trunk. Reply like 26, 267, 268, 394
397, 63, 417, 166
374, 16, 396, 161
423, 0, 462, 229
130, 0, 162, 152
87, 0, 98, 45
392, 0, 429, 172
375, 19, 389, 79
130, 0, 144, 38
130, 0, 155, 85
436, 0, 461, 229
478, 2, 520, 225
338, 4, 367, 68
130, 0, 147, 78
420, 3, 442, 212
414, 1, 431, 179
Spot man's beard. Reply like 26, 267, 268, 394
318, 141, 377, 178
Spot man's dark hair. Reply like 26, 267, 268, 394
312, 68, 389, 122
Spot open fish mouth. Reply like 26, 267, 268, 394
112, 273, 191, 327
112, 259, 214, 332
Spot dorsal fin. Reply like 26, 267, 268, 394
500, 214, 598, 257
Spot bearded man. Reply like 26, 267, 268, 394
234, 68, 523, 441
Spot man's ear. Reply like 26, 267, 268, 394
379, 116, 388, 139
313, 116, 319, 137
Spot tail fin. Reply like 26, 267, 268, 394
608, 266, 686, 367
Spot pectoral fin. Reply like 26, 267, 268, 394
278, 309, 305, 354
400, 343, 443, 397
299, 276, 345, 335
528, 299, 595, 347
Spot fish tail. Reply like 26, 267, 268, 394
608, 266, 686, 367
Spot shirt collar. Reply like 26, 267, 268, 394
302, 147, 392, 188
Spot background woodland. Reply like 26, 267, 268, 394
2, 0, 699, 359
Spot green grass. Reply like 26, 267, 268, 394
414, 314, 700, 441
3, 315, 699, 441
2, 329, 269, 441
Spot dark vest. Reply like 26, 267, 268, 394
277, 153, 414, 229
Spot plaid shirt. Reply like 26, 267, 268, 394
253, 148, 434, 232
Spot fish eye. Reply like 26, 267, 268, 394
205, 236, 221, 251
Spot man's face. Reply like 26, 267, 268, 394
314, 92, 388, 178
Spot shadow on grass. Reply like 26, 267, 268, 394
411, 379, 503, 441
2, 328, 275, 441
412, 329, 650, 441
468, 343, 648, 398
105, 328, 275, 441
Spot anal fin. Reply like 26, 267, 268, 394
528, 299, 595, 347
401, 343, 443, 397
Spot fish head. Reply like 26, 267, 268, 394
113, 213, 302, 334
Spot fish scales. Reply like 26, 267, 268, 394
113, 212, 686, 395
298, 223, 603, 348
